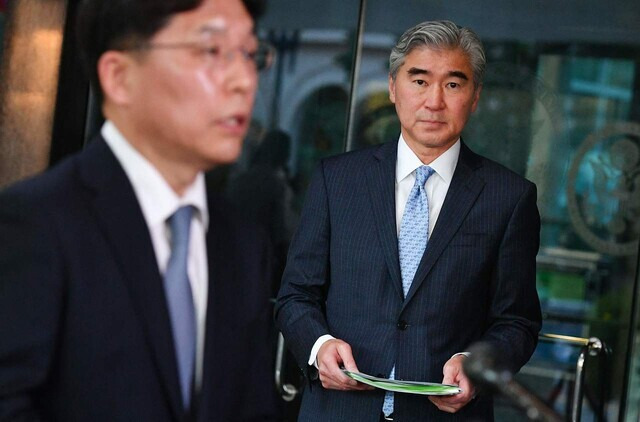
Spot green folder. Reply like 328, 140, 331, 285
343, 370, 462, 396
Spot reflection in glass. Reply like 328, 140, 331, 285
211, 1, 360, 270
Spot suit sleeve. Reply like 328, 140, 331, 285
0, 189, 63, 420
274, 162, 332, 375
481, 182, 542, 372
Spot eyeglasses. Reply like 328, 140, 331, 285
123, 40, 275, 71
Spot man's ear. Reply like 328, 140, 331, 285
388, 74, 396, 104
97, 51, 135, 105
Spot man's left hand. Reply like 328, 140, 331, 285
429, 354, 476, 413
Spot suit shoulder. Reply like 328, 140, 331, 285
0, 153, 83, 215
474, 154, 536, 191
324, 142, 388, 164
318, 142, 393, 174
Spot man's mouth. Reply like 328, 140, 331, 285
216, 114, 249, 135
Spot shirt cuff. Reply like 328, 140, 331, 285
308, 334, 335, 368
451, 352, 470, 359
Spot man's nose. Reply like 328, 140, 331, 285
423, 85, 445, 109
225, 51, 258, 93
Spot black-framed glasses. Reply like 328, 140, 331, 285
123, 40, 275, 71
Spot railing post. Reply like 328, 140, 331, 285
540, 334, 605, 422
275, 332, 299, 402
571, 347, 587, 422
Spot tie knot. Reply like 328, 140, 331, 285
415, 165, 435, 186
168, 205, 194, 248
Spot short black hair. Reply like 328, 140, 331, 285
241, 0, 265, 21
76, 0, 265, 100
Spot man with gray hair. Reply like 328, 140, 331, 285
276, 20, 541, 420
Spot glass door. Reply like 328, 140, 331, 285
349, 1, 640, 420
241, 1, 640, 419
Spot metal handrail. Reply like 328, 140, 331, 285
538, 333, 608, 422
275, 332, 299, 402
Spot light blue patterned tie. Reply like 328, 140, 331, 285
383, 165, 435, 417
164, 205, 197, 409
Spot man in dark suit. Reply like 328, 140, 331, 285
275, 20, 541, 421
0, 0, 279, 420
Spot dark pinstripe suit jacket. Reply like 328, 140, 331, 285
275, 140, 542, 421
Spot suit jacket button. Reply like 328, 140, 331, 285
397, 320, 408, 330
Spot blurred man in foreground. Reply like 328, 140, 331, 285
0, 0, 279, 420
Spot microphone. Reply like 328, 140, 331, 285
463, 342, 562, 422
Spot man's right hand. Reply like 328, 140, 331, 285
316, 339, 373, 391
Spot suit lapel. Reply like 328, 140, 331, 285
403, 142, 486, 307
78, 138, 183, 419
366, 141, 404, 299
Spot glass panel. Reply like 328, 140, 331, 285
629, 296, 640, 422
206, 3, 361, 418
209, 0, 359, 270
0, 0, 66, 187
353, 1, 640, 420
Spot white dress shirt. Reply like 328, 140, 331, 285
102, 121, 209, 390
395, 134, 459, 235
308, 135, 461, 367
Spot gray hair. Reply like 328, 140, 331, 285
389, 20, 485, 88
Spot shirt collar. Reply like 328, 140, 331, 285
396, 134, 460, 184
101, 120, 209, 230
